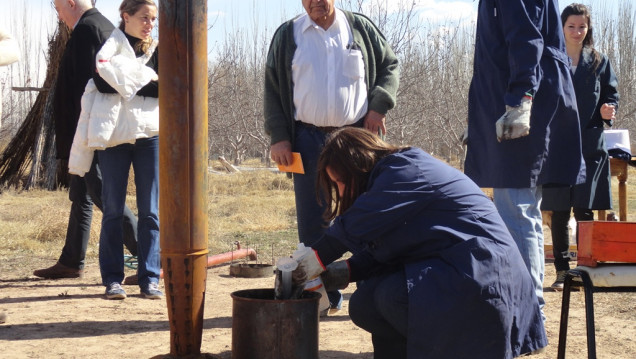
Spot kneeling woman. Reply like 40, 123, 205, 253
293, 127, 547, 358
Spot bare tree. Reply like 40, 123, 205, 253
589, 0, 636, 146
208, 25, 271, 166
204, 0, 634, 171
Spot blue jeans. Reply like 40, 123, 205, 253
293, 123, 329, 245
98, 137, 160, 288
293, 123, 343, 309
493, 187, 545, 316
60, 156, 138, 269
349, 270, 408, 358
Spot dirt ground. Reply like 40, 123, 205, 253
0, 253, 635, 358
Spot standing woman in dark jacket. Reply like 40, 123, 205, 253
542, 3, 619, 290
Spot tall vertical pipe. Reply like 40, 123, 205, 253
158, 0, 208, 356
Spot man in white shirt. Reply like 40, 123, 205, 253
264, 0, 399, 314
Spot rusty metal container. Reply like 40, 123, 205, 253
231, 289, 320, 359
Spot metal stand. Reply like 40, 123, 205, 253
557, 265, 636, 359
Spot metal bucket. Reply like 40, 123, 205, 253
231, 288, 320, 359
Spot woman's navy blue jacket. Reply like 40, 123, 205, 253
543, 48, 619, 210
314, 148, 547, 358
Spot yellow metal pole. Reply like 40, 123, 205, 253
158, 0, 208, 356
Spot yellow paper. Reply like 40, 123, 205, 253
277, 152, 305, 174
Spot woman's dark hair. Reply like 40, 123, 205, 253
316, 127, 402, 222
119, 0, 156, 53
561, 3, 601, 70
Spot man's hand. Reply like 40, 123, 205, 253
320, 260, 350, 291
495, 98, 532, 142
364, 110, 387, 137
270, 140, 292, 166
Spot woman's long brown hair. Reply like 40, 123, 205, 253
316, 127, 402, 222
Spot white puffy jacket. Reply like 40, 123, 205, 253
68, 28, 158, 176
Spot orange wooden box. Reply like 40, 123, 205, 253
577, 221, 636, 267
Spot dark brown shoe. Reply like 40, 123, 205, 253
33, 262, 83, 279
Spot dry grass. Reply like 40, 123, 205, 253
206, 169, 297, 259
0, 167, 297, 264
2, 162, 636, 266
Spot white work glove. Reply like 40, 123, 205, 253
495, 97, 532, 142
320, 260, 350, 292
291, 249, 326, 286
274, 247, 326, 300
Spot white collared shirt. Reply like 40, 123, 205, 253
292, 9, 368, 127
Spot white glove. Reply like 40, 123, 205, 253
292, 249, 326, 286
495, 97, 532, 142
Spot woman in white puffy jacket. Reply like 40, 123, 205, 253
70, 0, 161, 300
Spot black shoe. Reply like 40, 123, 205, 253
551, 270, 567, 291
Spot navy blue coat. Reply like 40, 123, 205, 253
316, 148, 547, 358
464, 0, 585, 188
542, 48, 619, 210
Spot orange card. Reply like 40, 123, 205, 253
277, 152, 305, 174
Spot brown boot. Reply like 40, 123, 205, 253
33, 262, 83, 279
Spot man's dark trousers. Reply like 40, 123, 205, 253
59, 156, 138, 270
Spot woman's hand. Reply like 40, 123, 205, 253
600, 103, 616, 121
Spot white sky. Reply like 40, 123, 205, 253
2, 0, 628, 88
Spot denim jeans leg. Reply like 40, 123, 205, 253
98, 145, 132, 285
349, 271, 408, 358
58, 173, 93, 269
292, 125, 328, 245
493, 187, 545, 315
131, 137, 160, 287
293, 125, 342, 307
85, 156, 139, 257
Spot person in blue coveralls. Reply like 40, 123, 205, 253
463, 0, 586, 319
282, 127, 547, 358
541, 2, 619, 290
